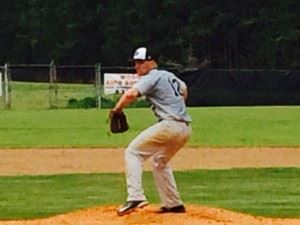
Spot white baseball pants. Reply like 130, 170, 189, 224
125, 120, 191, 208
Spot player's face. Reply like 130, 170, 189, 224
134, 60, 152, 76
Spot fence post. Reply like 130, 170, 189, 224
0, 70, 2, 97
4, 63, 11, 110
49, 60, 58, 109
95, 63, 102, 109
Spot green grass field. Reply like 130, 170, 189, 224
0, 168, 299, 219
0, 105, 300, 219
0, 106, 300, 148
6, 81, 96, 110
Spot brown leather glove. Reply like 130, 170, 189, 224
108, 110, 129, 133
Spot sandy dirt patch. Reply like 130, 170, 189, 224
0, 147, 299, 176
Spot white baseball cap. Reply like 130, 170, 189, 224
133, 47, 155, 61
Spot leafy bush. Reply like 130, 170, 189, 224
67, 97, 96, 109
67, 96, 150, 109
100, 97, 115, 108
130, 98, 150, 108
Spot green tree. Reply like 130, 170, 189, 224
0, 0, 17, 64
1, 0, 299, 68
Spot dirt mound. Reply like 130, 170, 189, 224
1, 205, 299, 225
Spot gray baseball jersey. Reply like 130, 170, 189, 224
132, 69, 192, 122
125, 68, 192, 208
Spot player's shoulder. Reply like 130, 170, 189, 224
145, 69, 180, 84
150, 69, 176, 77
137, 69, 160, 85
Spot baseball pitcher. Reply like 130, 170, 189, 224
110, 47, 192, 216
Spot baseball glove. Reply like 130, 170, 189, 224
109, 110, 129, 133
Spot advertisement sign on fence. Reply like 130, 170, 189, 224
104, 73, 140, 95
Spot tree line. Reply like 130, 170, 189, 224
0, 0, 299, 69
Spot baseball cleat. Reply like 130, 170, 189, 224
157, 205, 186, 213
117, 200, 148, 216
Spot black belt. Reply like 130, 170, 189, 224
159, 119, 190, 126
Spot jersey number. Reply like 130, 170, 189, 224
168, 78, 180, 97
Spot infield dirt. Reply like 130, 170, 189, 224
1, 147, 300, 175
0, 147, 299, 225
0, 205, 299, 225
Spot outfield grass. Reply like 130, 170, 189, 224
0, 106, 300, 148
1, 83, 299, 220
9, 82, 97, 110
0, 168, 299, 219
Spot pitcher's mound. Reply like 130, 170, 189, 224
1, 205, 299, 225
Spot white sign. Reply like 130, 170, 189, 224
0, 72, 2, 97
104, 73, 140, 95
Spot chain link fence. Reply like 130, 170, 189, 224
0, 63, 139, 110
4, 63, 297, 110
0, 63, 104, 110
